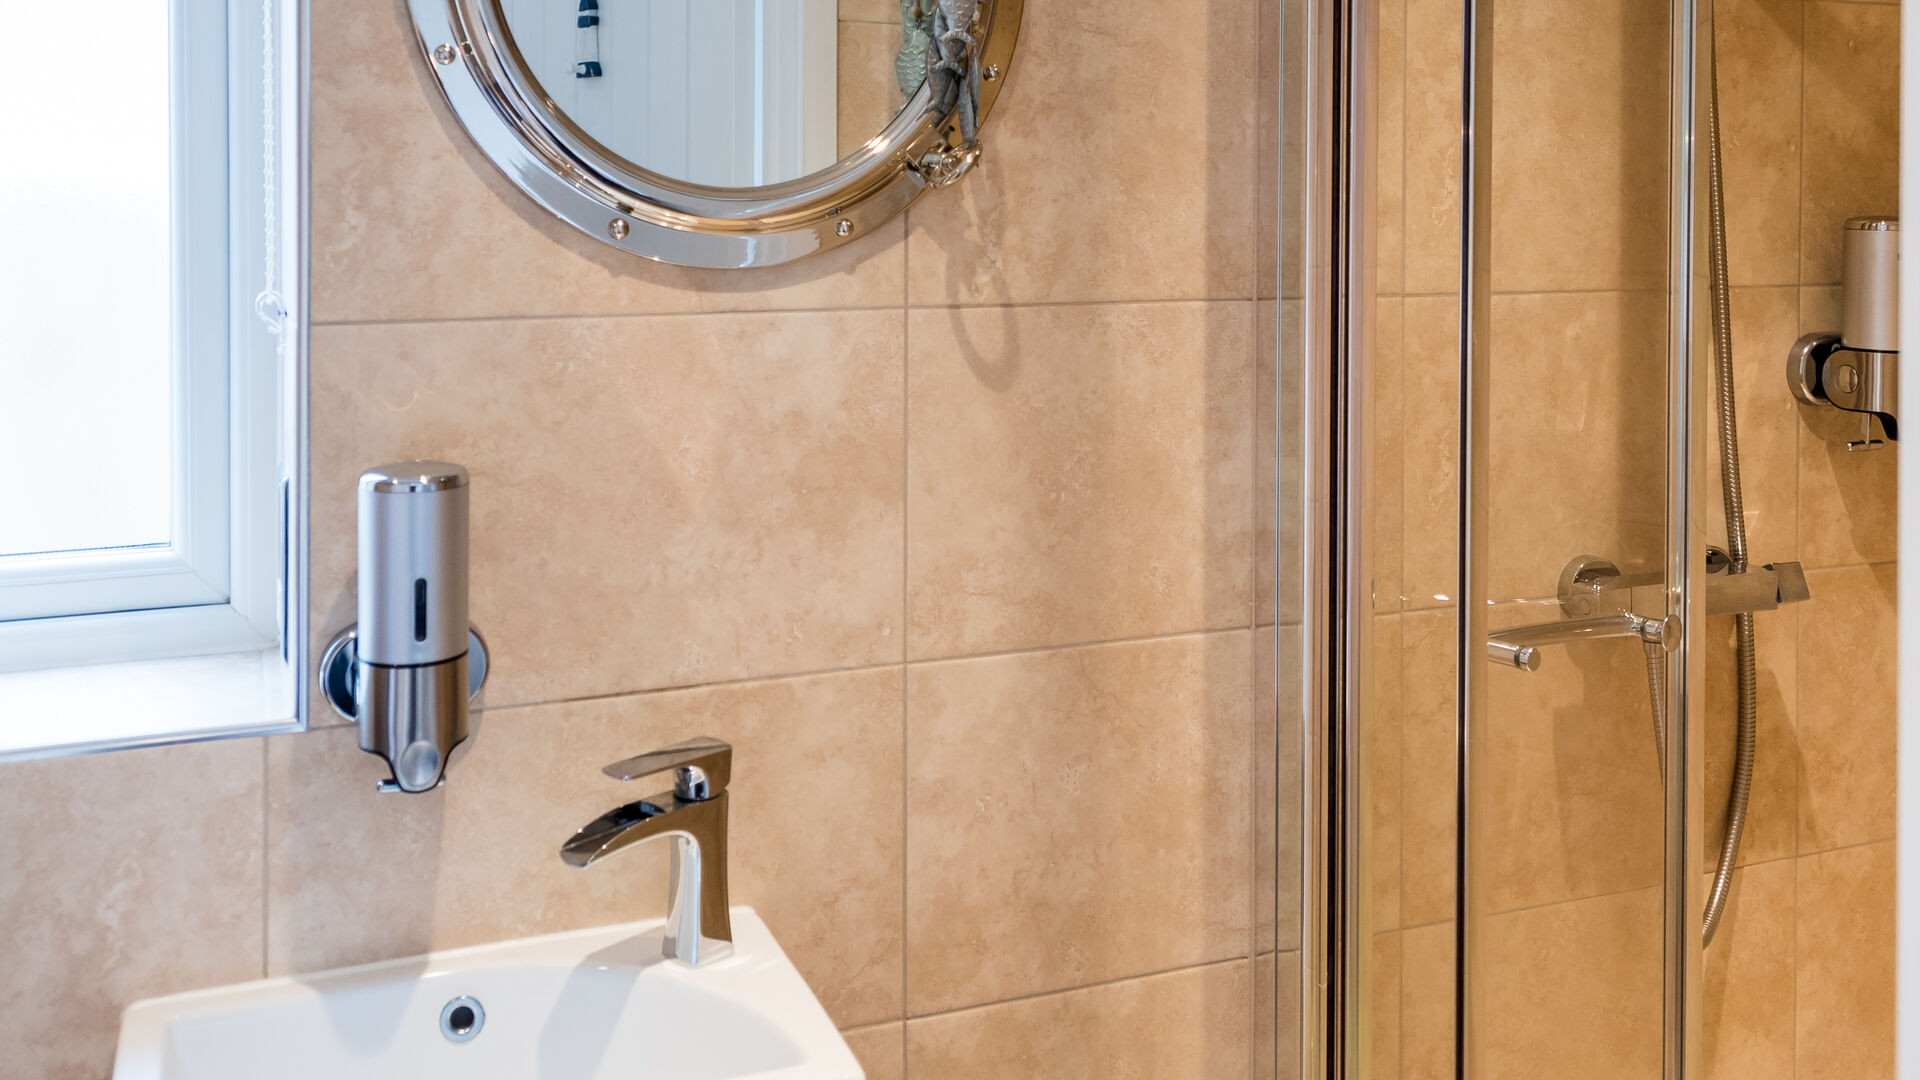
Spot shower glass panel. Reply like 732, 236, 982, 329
1278, 0, 1900, 1075
1463, 0, 1681, 1073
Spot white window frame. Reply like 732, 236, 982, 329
0, 0, 308, 758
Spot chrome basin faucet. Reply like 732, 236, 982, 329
560, 737, 734, 967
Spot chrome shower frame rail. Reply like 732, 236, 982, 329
1299, 0, 1370, 1071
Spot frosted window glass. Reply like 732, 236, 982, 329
0, 1, 174, 557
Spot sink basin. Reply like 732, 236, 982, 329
112, 907, 863, 1080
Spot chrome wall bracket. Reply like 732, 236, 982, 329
1789, 331, 1899, 449
319, 625, 491, 792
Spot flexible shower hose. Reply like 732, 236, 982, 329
1642, 20, 1756, 948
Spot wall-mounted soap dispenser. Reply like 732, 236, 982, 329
1789, 216, 1900, 449
319, 462, 490, 792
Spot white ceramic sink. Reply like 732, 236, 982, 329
112, 907, 863, 1080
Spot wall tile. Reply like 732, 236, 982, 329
1702, 858, 1795, 1080
1373, 930, 1403, 1078
1796, 564, 1897, 852
1800, 1, 1901, 285
1487, 290, 1667, 602
1399, 922, 1454, 1080
1402, 0, 1464, 295
1372, 614, 1405, 930
1259, 0, 1306, 301
842, 1023, 905, 1080
265, 666, 906, 1028
1717, 0, 1805, 287
838, 22, 911, 159
1489, 0, 1668, 293
905, 961, 1253, 1080
1795, 841, 1896, 1080
1708, 287, 1802, 566
1256, 626, 1304, 954
1399, 296, 1458, 610
1797, 399, 1900, 569
905, 633, 1253, 1013
1258, 299, 1305, 625
1477, 887, 1663, 1080
0, 740, 265, 1080
1398, 608, 1456, 928
1374, 296, 1407, 612
309, 311, 904, 710
1479, 606, 1664, 912
1375, 0, 1408, 298
1253, 951, 1303, 1080
904, 0, 1258, 304
1703, 601, 1799, 868
906, 302, 1254, 659
309, 0, 905, 322
838, 0, 897, 21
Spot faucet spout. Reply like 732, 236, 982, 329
560, 738, 735, 967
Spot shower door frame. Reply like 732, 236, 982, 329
1298, 0, 1712, 1074
1448, 0, 1708, 1077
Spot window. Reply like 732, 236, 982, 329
0, 0, 307, 757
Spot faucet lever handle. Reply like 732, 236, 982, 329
603, 736, 732, 801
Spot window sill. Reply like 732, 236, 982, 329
0, 648, 299, 762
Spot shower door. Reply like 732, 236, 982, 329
1274, 0, 1904, 1068
1279, 0, 1900, 1074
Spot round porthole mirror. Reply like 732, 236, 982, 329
408, 0, 1022, 268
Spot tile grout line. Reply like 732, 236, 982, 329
1377, 835, 1896, 938
899, 221, 912, 1076
309, 295, 1267, 331
898, 954, 1257, 1026
419, 624, 1285, 721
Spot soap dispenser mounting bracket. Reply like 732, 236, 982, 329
1788, 331, 1899, 448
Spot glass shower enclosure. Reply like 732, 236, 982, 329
1269, 0, 1902, 1075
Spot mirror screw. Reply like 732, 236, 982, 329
433, 43, 457, 65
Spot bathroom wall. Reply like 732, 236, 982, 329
0, 0, 1287, 1077
1368, 0, 1900, 1077
838, 0, 909, 159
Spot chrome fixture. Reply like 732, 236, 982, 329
1486, 613, 1677, 672
319, 463, 490, 793
438, 996, 485, 1043
404, 0, 1021, 267
1485, 554, 1808, 672
561, 737, 735, 968
1789, 217, 1900, 449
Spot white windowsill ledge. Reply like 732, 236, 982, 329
0, 649, 299, 763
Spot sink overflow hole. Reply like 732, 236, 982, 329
440, 996, 485, 1043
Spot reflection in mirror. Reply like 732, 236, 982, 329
498, 0, 937, 186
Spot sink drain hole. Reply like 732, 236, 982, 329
440, 996, 485, 1043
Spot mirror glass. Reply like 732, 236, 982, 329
498, 0, 936, 187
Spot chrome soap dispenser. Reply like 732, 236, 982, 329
320, 462, 490, 792
1789, 216, 1900, 447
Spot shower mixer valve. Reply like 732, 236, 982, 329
1789, 216, 1899, 450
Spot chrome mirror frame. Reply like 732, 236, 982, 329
407, 0, 1023, 268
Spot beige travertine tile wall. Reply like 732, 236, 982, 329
1370, 0, 1900, 1077
838, 7, 909, 160
0, 0, 1294, 1076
